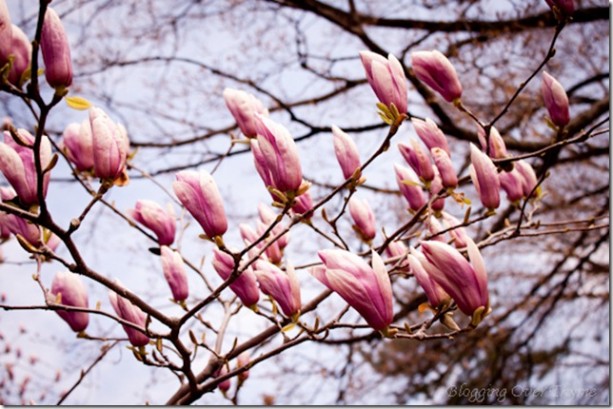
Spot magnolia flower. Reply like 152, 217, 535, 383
50, 271, 89, 332
0, 129, 52, 206
394, 163, 427, 212
90, 107, 130, 182
398, 139, 434, 182
499, 167, 525, 203
469, 144, 500, 210
109, 286, 150, 347
0, 25, 31, 86
431, 147, 457, 189
212, 248, 260, 308
348, 196, 377, 242
332, 125, 361, 180
359, 51, 408, 114
160, 246, 189, 302
40, 7, 72, 89
411, 50, 462, 102
312, 250, 393, 331
384, 240, 410, 273
129, 200, 176, 246
515, 160, 538, 198
173, 170, 228, 238
223, 88, 269, 138
252, 116, 303, 194
411, 118, 450, 155
429, 166, 446, 212
254, 260, 301, 318
541, 71, 570, 128
477, 126, 507, 159
291, 190, 314, 218
420, 238, 489, 317
406, 252, 449, 308
62, 120, 94, 172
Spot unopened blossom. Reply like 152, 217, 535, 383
515, 160, 539, 198
359, 51, 408, 114
173, 170, 228, 238
291, 190, 314, 218
223, 88, 269, 138
499, 167, 525, 203
398, 139, 434, 182
477, 126, 507, 159
90, 107, 129, 182
411, 118, 450, 155
440, 211, 469, 249
50, 271, 89, 332
312, 250, 393, 332
384, 240, 410, 273
348, 196, 377, 242
258, 203, 289, 249
420, 238, 489, 316
431, 147, 457, 189
4, 214, 40, 246
252, 116, 303, 194
429, 166, 446, 212
469, 144, 500, 210
411, 50, 462, 102
0, 1, 10, 53
212, 248, 260, 308
0, 129, 52, 206
541, 71, 570, 128
129, 200, 176, 246
0, 25, 31, 86
237, 352, 250, 382
332, 126, 361, 180
406, 251, 450, 308
61, 120, 94, 172
40, 7, 72, 89
109, 285, 150, 347
216, 366, 231, 392
0, 186, 16, 240
254, 260, 301, 318
394, 163, 427, 212
160, 246, 189, 302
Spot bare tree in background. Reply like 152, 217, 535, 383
0, 0, 609, 405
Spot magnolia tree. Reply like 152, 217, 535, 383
0, 0, 609, 405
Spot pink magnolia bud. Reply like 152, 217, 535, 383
212, 248, 260, 308
216, 366, 231, 392
348, 196, 377, 242
254, 260, 301, 318
256, 220, 282, 264
0, 129, 52, 206
359, 51, 408, 114
253, 116, 303, 193
223, 88, 269, 138
40, 7, 72, 89
236, 352, 250, 382
477, 126, 507, 159
90, 108, 129, 182
160, 246, 189, 302
545, 0, 574, 16
411, 50, 463, 103
0, 186, 16, 239
420, 238, 489, 316
426, 216, 447, 243
431, 147, 457, 189
5, 214, 41, 246
258, 203, 289, 249
129, 200, 176, 246
429, 166, 446, 212
541, 71, 570, 128
499, 167, 525, 203
394, 163, 427, 212
411, 118, 450, 155
0, 1, 10, 48
515, 160, 538, 198
312, 250, 393, 331
50, 271, 89, 332
0, 25, 32, 86
173, 170, 228, 238
61, 120, 94, 172
332, 125, 361, 180
469, 144, 500, 210
384, 240, 410, 273
398, 139, 434, 182
292, 190, 314, 219
406, 251, 449, 308
109, 286, 150, 347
